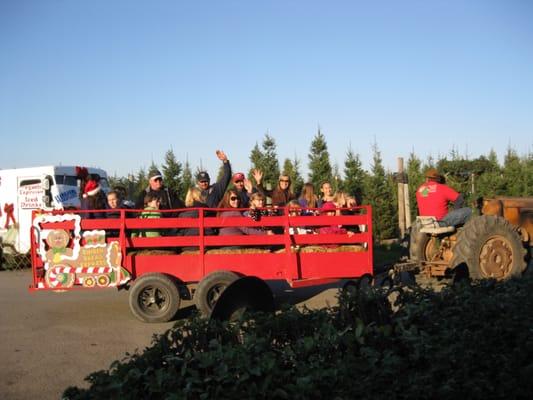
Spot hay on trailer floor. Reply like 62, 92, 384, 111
128, 249, 178, 256
206, 248, 271, 255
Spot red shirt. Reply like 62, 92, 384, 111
416, 181, 459, 220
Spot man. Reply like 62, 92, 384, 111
135, 169, 184, 215
197, 150, 232, 208
232, 172, 251, 208
416, 168, 472, 227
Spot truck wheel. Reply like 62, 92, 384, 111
195, 271, 239, 316
129, 273, 180, 323
452, 215, 527, 280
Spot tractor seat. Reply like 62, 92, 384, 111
417, 216, 456, 234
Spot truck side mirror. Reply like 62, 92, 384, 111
42, 195, 51, 207
42, 176, 50, 190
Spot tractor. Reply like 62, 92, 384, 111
406, 197, 532, 281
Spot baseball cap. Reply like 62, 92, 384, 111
425, 168, 440, 179
148, 169, 163, 180
232, 172, 245, 183
196, 171, 210, 182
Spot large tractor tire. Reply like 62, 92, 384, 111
129, 273, 181, 323
195, 270, 239, 316
451, 215, 527, 280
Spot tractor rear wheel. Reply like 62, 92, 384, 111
129, 273, 180, 323
195, 271, 239, 316
451, 215, 527, 280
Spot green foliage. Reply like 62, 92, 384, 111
406, 151, 423, 222
248, 134, 280, 188
342, 147, 366, 205
64, 275, 533, 399
364, 143, 398, 241
308, 129, 333, 190
162, 149, 183, 198
133, 168, 149, 200
181, 159, 193, 196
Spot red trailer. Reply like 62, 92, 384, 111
29, 206, 373, 322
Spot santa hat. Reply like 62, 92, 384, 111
83, 179, 101, 198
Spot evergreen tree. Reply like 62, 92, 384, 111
248, 134, 280, 189
261, 134, 280, 187
406, 151, 423, 219
134, 167, 148, 199
502, 146, 524, 196
525, 151, 533, 196
162, 148, 183, 197
364, 143, 397, 241
308, 129, 333, 190
332, 163, 342, 192
342, 147, 366, 205
473, 149, 503, 198
248, 142, 262, 176
182, 158, 193, 196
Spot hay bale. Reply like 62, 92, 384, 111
206, 248, 271, 255
130, 249, 177, 256
298, 245, 366, 253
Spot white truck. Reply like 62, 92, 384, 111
0, 166, 109, 262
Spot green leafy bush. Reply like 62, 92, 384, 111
64, 276, 533, 399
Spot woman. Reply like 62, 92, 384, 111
298, 182, 318, 215
179, 187, 215, 237
253, 169, 296, 207
217, 190, 270, 237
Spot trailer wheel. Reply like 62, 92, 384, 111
195, 271, 239, 316
129, 273, 180, 323
452, 215, 527, 280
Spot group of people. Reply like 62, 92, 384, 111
79, 150, 361, 240
80, 149, 471, 242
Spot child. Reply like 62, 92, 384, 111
317, 202, 354, 237
287, 200, 313, 234
133, 193, 162, 238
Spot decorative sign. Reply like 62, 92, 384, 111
32, 213, 130, 289
19, 183, 45, 209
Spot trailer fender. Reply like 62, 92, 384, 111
210, 276, 275, 322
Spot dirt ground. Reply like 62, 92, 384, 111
0, 270, 340, 400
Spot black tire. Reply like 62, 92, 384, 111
409, 230, 438, 262
195, 270, 239, 316
451, 215, 527, 280
129, 273, 180, 323
409, 223, 437, 262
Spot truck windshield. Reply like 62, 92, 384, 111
54, 175, 78, 186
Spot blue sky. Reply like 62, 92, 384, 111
1, 0, 532, 179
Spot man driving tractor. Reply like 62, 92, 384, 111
416, 168, 472, 227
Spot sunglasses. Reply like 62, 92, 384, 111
230, 196, 239, 201
279, 179, 290, 183
154, 178, 162, 182
199, 180, 209, 184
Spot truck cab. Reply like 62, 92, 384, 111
0, 165, 109, 256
